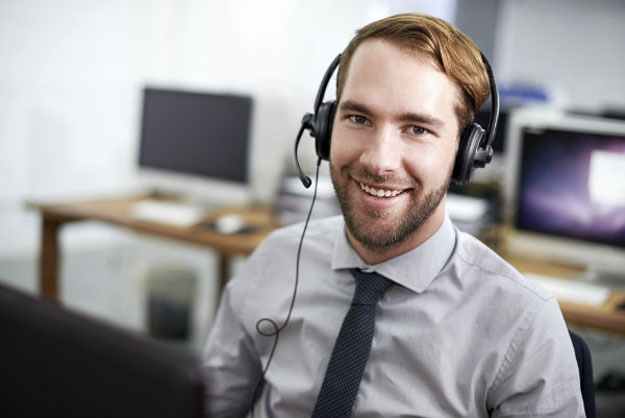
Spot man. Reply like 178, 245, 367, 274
203, 13, 585, 417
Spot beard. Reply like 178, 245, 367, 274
330, 163, 449, 252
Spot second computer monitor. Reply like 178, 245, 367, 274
137, 87, 254, 205
505, 109, 625, 280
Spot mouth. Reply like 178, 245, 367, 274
357, 180, 409, 198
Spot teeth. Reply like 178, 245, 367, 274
360, 182, 401, 198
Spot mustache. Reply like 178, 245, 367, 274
346, 165, 416, 188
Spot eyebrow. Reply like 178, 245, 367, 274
338, 100, 446, 130
338, 100, 372, 116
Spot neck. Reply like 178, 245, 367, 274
346, 198, 447, 265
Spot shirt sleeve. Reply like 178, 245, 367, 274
488, 297, 586, 418
201, 276, 262, 418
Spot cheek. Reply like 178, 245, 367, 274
404, 143, 458, 182
328, 123, 340, 161
329, 126, 358, 164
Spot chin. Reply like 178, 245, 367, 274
331, 161, 448, 250
337, 181, 447, 251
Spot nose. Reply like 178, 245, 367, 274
359, 126, 402, 176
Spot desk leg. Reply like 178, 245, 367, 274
40, 218, 61, 301
217, 255, 231, 299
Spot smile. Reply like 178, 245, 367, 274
359, 182, 404, 198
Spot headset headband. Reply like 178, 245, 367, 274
314, 54, 341, 114
480, 52, 499, 151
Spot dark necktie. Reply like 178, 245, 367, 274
311, 268, 393, 418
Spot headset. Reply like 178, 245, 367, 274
293, 51, 499, 187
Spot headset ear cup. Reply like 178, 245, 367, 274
314, 101, 336, 161
453, 123, 485, 185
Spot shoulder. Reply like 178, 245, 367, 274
454, 230, 522, 283
449, 228, 561, 337
236, 215, 343, 281
451, 231, 580, 403
453, 228, 552, 305
225, 215, 344, 322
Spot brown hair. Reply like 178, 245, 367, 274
336, 13, 490, 132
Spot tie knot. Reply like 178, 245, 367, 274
349, 269, 393, 305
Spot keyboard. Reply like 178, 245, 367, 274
525, 273, 611, 306
131, 200, 204, 227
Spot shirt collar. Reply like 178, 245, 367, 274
331, 214, 457, 293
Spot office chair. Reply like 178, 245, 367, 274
569, 330, 595, 418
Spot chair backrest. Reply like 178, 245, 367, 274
569, 330, 595, 418
0, 283, 205, 418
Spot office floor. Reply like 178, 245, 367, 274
1, 235, 624, 416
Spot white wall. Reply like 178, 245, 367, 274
495, 0, 625, 110
0, 0, 391, 256
2, 0, 624, 258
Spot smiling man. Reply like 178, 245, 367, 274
331, 37, 463, 265
203, 14, 585, 418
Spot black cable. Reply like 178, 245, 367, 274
249, 159, 322, 417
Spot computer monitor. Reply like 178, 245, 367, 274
137, 87, 254, 205
504, 108, 625, 282
0, 283, 206, 418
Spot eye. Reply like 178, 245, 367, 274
348, 115, 371, 126
408, 125, 429, 136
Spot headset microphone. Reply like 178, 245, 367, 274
293, 118, 314, 189
293, 54, 342, 188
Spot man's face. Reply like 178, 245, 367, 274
330, 39, 461, 255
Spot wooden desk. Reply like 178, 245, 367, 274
28, 195, 278, 302
29, 197, 625, 335
506, 255, 625, 336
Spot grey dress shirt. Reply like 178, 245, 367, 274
202, 215, 585, 417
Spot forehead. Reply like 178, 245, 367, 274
340, 39, 461, 125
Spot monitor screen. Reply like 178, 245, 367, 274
516, 126, 625, 248
504, 109, 625, 277
0, 283, 206, 418
138, 87, 252, 185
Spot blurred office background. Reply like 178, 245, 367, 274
1, 0, 624, 414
